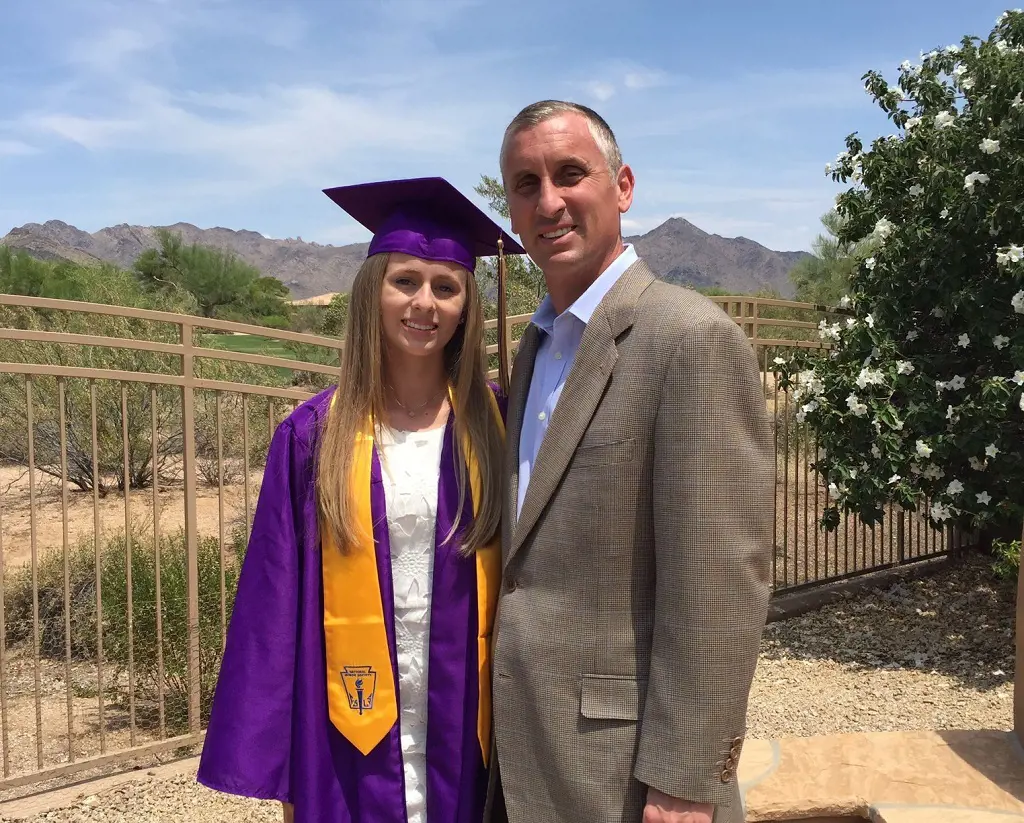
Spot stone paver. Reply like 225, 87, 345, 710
739, 729, 1024, 821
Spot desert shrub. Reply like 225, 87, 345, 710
992, 538, 1020, 581
99, 525, 248, 731
3, 538, 100, 659
3, 522, 249, 732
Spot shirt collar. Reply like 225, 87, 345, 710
530, 243, 638, 336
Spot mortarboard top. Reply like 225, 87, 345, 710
322, 176, 525, 273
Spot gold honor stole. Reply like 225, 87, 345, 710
321, 388, 503, 762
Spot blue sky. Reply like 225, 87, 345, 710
0, 0, 1016, 253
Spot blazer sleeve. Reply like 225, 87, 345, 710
196, 418, 308, 803
633, 313, 774, 806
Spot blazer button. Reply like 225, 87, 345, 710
504, 578, 518, 593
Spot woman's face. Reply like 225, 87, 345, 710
380, 253, 468, 362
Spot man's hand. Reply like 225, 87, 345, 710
643, 787, 713, 823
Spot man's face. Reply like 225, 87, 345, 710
502, 113, 634, 293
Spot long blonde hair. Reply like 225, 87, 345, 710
314, 252, 503, 556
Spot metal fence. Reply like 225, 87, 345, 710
0, 293, 958, 795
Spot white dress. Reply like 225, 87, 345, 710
377, 424, 445, 823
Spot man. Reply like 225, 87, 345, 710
486, 100, 775, 823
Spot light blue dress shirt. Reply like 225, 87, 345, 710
516, 244, 639, 518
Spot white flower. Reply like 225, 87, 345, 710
897, 360, 914, 375
846, 318, 857, 329
827, 482, 848, 500
961, 77, 975, 90
947, 375, 967, 391
865, 314, 875, 328
947, 404, 957, 420
957, 333, 970, 347
871, 444, 882, 459
947, 479, 964, 496
977, 491, 992, 505
906, 329, 920, 341
1014, 92, 1024, 109
981, 138, 1001, 154
936, 379, 947, 392
929, 502, 951, 522
923, 464, 945, 480
969, 456, 986, 471
994, 335, 1009, 349
873, 218, 895, 240
1020, 392, 1024, 411
846, 393, 868, 416
986, 444, 999, 458
796, 400, 819, 423
997, 40, 1011, 53
995, 244, 1024, 266
1012, 290, 1024, 313
818, 320, 841, 342
773, 356, 787, 365
940, 208, 950, 219
839, 295, 852, 309
905, 115, 922, 131
865, 257, 876, 270
931, 307, 945, 318
825, 162, 833, 174
1013, 370, 1024, 385
916, 440, 933, 458
908, 184, 924, 196
797, 369, 825, 396
934, 111, 956, 129
964, 172, 990, 192
856, 367, 884, 388
946, 44, 960, 54
889, 474, 901, 484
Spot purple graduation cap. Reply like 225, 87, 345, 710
323, 176, 525, 390
322, 177, 524, 272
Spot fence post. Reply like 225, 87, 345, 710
180, 321, 201, 734
896, 512, 906, 563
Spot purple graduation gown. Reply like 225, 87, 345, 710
197, 385, 507, 823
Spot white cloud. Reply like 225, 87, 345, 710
0, 139, 39, 157
623, 68, 670, 90
585, 81, 618, 101
23, 81, 479, 188
576, 61, 673, 102
69, 26, 153, 73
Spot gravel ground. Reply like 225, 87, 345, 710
1, 553, 1015, 823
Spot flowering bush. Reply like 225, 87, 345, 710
776, 10, 1024, 535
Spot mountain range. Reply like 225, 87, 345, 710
1, 217, 810, 300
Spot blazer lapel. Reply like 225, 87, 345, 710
508, 259, 655, 564
503, 324, 540, 558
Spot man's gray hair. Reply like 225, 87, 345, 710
499, 100, 623, 177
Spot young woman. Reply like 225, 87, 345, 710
196, 177, 524, 823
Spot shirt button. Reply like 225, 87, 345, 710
538, 411, 546, 421
554, 352, 562, 360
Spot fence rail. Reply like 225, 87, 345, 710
0, 293, 957, 795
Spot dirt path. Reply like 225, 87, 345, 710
0, 466, 264, 568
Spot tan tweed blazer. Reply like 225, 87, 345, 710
485, 258, 774, 823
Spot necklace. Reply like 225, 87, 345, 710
388, 383, 446, 418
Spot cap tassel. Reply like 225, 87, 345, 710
496, 235, 510, 395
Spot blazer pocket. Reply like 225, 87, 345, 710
572, 438, 637, 468
580, 674, 644, 721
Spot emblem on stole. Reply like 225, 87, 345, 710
341, 666, 377, 714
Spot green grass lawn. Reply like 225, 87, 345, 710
200, 333, 298, 360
